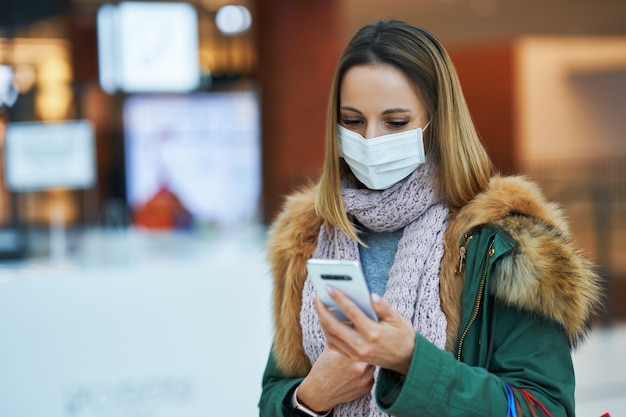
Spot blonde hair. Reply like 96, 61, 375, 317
315, 20, 493, 241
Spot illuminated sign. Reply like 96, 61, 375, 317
97, 2, 200, 93
3, 120, 96, 191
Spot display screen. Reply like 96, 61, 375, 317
3, 120, 96, 191
97, 2, 200, 93
123, 91, 261, 228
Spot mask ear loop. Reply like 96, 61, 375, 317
422, 108, 438, 134
421, 119, 432, 157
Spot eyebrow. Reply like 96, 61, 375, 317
340, 106, 412, 115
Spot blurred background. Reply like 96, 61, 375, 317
0, 0, 624, 416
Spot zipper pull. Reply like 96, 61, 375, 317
457, 234, 473, 273
458, 246, 467, 273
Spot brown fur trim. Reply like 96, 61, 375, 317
267, 185, 322, 377
492, 214, 603, 346
439, 220, 466, 351
441, 175, 573, 349
445, 175, 602, 347
448, 176, 570, 245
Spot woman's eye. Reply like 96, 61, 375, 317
342, 119, 362, 126
388, 120, 409, 128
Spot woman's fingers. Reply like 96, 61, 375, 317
371, 293, 393, 321
326, 286, 377, 331
315, 296, 359, 354
298, 347, 376, 411
316, 288, 382, 361
316, 287, 416, 374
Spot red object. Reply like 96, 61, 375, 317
133, 186, 193, 230
519, 389, 553, 416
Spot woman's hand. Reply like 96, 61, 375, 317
297, 347, 375, 412
316, 287, 416, 375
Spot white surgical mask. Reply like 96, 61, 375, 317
337, 123, 428, 190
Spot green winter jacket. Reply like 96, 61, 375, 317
259, 176, 602, 417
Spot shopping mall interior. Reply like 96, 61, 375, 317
0, 1, 625, 416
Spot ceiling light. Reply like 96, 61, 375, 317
215, 5, 251, 35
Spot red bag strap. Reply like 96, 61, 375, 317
518, 388, 553, 417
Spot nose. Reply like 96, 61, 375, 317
363, 125, 382, 140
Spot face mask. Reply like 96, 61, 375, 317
337, 123, 428, 190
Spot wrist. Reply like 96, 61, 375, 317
291, 385, 332, 417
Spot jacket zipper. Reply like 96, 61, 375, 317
456, 237, 496, 361
457, 234, 474, 273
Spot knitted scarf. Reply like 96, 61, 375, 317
300, 162, 449, 417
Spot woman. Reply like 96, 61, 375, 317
259, 20, 602, 417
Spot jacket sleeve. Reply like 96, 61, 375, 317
258, 345, 305, 417
375, 303, 575, 417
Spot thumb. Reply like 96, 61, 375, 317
371, 293, 394, 321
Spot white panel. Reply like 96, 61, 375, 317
96, 2, 200, 93
3, 120, 97, 191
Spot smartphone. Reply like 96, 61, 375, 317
306, 258, 378, 323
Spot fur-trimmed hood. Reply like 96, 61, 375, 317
267, 176, 603, 377
439, 175, 603, 352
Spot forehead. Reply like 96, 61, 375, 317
339, 63, 421, 110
